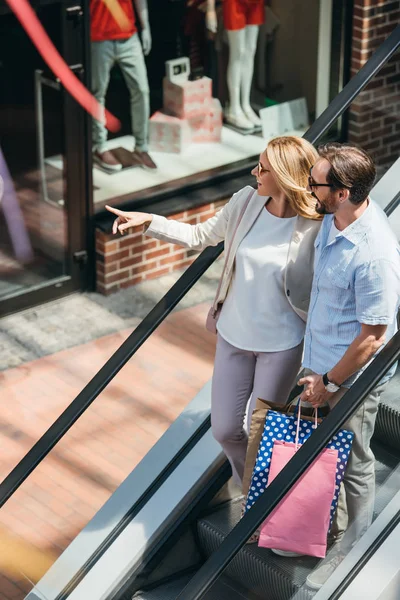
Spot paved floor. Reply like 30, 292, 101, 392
0, 265, 222, 599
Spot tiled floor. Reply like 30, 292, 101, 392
0, 302, 216, 600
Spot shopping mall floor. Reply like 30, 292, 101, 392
0, 267, 219, 599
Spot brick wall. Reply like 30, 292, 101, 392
96, 199, 228, 295
347, 0, 400, 173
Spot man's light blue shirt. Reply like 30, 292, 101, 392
303, 200, 400, 386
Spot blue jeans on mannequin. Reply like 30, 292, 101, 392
91, 33, 150, 153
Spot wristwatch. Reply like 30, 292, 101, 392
323, 372, 341, 393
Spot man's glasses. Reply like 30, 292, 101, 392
258, 162, 270, 177
307, 176, 334, 189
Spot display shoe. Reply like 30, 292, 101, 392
224, 110, 254, 132
93, 150, 122, 172
243, 107, 262, 128
132, 150, 157, 170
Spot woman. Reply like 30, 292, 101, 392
106, 135, 322, 485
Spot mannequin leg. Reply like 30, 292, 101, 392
117, 33, 150, 152
226, 29, 254, 131
91, 41, 115, 153
241, 25, 262, 127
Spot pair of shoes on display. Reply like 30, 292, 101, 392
93, 150, 122, 172
224, 107, 262, 133
131, 149, 157, 170
93, 149, 158, 172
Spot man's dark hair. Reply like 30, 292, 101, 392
317, 142, 376, 205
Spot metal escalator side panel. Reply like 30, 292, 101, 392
23, 382, 215, 600
61, 430, 224, 600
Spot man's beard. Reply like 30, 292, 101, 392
312, 192, 335, 215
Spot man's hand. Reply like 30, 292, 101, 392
298, 373, 334, 407
105, 205, 153, 234
141, 27, 152, 55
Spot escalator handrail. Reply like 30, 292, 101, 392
178, 330, 400, 600
0, 24, 399, 510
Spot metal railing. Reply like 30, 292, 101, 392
0, 24, 399, 511
177, 330, 400, 599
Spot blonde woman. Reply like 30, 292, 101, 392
106, 136, 322, 485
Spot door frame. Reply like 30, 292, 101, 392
0, 0, 92, 317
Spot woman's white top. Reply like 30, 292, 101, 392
217, 206, 305, 352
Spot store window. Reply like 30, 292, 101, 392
89, 0, 332, 211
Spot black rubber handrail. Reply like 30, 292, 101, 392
178, 330, 400, 600
0, 24, 398, 510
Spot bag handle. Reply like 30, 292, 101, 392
211, 188, 256, 314
294, 400, 318, 451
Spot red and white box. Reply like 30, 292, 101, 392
149, 111, 191, 154
189, 99, 223, 143
163, 76, 212, 119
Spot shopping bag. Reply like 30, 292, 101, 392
244, 406, 354, 529
242, 399, 300, 497
258, 409, 338, 557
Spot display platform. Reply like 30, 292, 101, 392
45, 125, 306, 208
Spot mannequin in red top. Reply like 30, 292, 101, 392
206, 0, 264, 132
90, 0, 157, 171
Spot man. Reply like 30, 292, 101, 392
90, 0, 157, 172
298, 143, 400, 589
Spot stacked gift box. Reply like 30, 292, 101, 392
149, 75, 223, 154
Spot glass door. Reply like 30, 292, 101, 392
0, 0, 90, 316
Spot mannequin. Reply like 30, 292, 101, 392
207, 0, 264, 132
90, 0, 157, 171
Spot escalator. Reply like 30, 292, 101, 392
1, 24, 400, 600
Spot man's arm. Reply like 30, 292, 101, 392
300, 256, 399, 406
299, 323, 387, 406
328, 323, 387, 385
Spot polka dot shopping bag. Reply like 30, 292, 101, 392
244, 405, 355, 533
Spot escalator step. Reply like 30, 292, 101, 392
197, 497, 316, 600
374, 365, 400, 452
132, 572, 259, 600
197, 446, 399, 600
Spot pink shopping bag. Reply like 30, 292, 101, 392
258, 409, 338, 558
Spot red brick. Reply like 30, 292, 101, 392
144, 247, 171, 260
198, 210, 216, 223
104, 270, 130, 284
169, 211, 186, 220
183, 216, 198, 225
104, 262, 119, 274
143, 267, 172, 280
103, 241, 118, 253
131, 260, 158, 276
129, 240, 159, 255
389, 9, 400, 21
119, 235, 145, 249
377, 22, 397, 36
119, 255, 143, 269
186, 203, 213, 217
104, 249, 130, 264
159, 251, 186, 266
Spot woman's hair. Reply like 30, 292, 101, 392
265, 136, 321, 220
